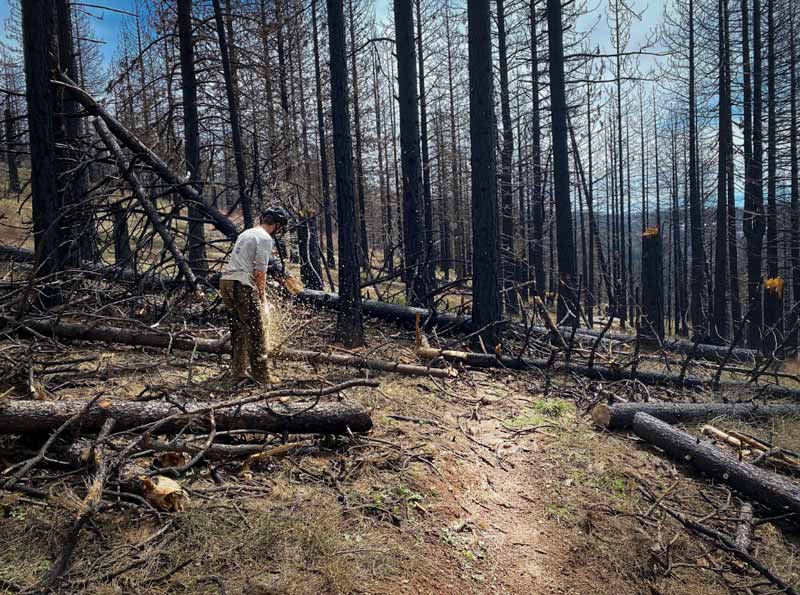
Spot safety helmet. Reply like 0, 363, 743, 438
260, 205, 292, 227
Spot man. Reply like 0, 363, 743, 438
219, 206, 292, 383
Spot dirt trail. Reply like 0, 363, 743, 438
377, 373, 601, 595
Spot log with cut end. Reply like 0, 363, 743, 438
418, 347, 800, 400
0, 398, 372, 435
592, 402, 800, 430
632, 412, 800, 517
5, 318, 454, 378
297, 290, 757, 362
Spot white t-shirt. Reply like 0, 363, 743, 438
221, 226, 274, 288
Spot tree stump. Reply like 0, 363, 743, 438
640, 226, 664, 342
763, 276, 784, 358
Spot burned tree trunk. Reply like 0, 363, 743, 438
415, 0, 434, 282
111, 200, 132, 268
547, 0, 579, 325
766, 0, 778, 280
22, 0, 65, 282
177, 0, 208, 275
55, 0, 96, 265
298, 212, 323, 291
311, 0, 335, 268
394, 0, 428, 306
640, 227, 664, 341
0, 398, 372, 436
498, 0, 517, 314
791, 9, 800, 354
712, 0, 730, 341
530, 5, 545, 299
743, 0, 765, 349
327, 0, 364, 347
763, 277, 784, 358
688, 0, 707, 339
211, 0, 253, 228
347, 0, 369, 267
467, 0, 502, 346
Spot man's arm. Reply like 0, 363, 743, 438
254, 237, 271, 304
254, 270, 267, 303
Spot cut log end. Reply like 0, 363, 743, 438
591, 403, 612, 428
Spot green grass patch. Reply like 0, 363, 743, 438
507, 399, 572, 428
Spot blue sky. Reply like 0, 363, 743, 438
1, 0, 656, 72
1, 0, 131, 63
2, 0, 395, 66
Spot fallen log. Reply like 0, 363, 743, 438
286, 348, 454, 378
418, 347, 800, 400
296, 290, 757, 362
5, 318, 454, 378
592, 402, 800, 430
632, 412, 800, 518
0, 397, 372, 435
0, 244, 34, 263
296, 289, 472, 331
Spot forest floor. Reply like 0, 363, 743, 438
1, 292, 800, 595
2, 190, 800, 594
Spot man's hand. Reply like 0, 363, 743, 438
267, 257, 285, 278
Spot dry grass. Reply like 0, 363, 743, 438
0, 489, 399, 595
4, 188, 800, 594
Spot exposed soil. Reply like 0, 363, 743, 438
1, 213, 800, 594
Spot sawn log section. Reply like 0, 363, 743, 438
5, 317, 454, 379
0, 398, 372, 435
593, 401, 800, 430
633, 412, 800, 517
418, 347, 800, 400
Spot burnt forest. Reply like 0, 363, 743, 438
1, 0, 800, 593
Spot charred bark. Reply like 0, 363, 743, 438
211, 0, 253, 228
592, 401, 800, 431
467, 0, 502, 346
22, 0, 66, 284
0, 398, 372, 436
633, 412, 800, 517
394, 0, 428, 306
327, 0, 364, 347
177, 0, 208, 275
640, 227, 664, 341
